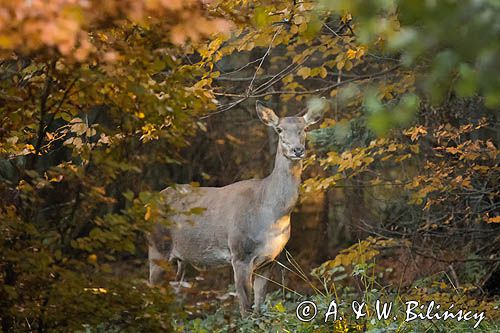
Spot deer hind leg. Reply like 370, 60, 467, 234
165, 258, 187, 293
175, 259, 185, 282
253, 263, 273, 313
232, 259, 254, 317
148, 245, 166, 285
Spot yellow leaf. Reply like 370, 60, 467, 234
225, 133, 243, 145
341, 13, 352, 23
293, 15, 304, 25
6, 136, 18, 144
319, 67, 327, 78
144, 205, 152, 221
346, 49, 357, 60
446, 147, 460, 154
282, 74, 294, 84
49, 175, 64, 183
297, 66, 311, 79
274, 302, 286, 313
404, 126, 427, 141
356, 46, 367, 58
388, 143, 398, 151
487, 216, 500, 223
73, 137, 83, 148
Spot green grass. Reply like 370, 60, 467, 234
172, 254, 499, 333
174, 289, 499, 333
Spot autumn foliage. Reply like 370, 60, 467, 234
0, 0, 499, 332
0, 0, 230, 60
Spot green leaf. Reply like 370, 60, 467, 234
456, 63, 478, 97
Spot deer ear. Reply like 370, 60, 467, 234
256, 101, 279, 127
303, 97, 326, 126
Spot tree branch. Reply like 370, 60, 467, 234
202, 65, 401, 118
27, 60, 56, 170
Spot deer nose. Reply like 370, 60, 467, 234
293, 147, 305, 157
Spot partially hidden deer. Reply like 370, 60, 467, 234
149, 101, 324, 316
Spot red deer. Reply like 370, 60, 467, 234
149, 101, 324, 315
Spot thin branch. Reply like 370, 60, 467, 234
217, 56, 263, 77
201, 65, 401, 119
247, 26, 283, 94
199, 98, 246, 119
252, 59, 303, 94
411, 249, 500, 263
251, 65, 401, 98
27, 60, 56, 170
214, 74, 276, 82
43, 77, 78, 135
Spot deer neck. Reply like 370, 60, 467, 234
264, 144, 302, 214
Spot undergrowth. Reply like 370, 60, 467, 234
173, 241, 500, 332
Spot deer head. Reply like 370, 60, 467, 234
256, 101, 324, 160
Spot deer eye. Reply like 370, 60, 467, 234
276, 127, 283, 134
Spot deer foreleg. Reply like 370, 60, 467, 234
232, 259, 253, 316
253, 263, 273, 313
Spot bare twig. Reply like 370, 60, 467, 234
247, 26, 283, 94
251, 65, 401, 98
201, 65, 400, 118
27, 60, 56, 170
